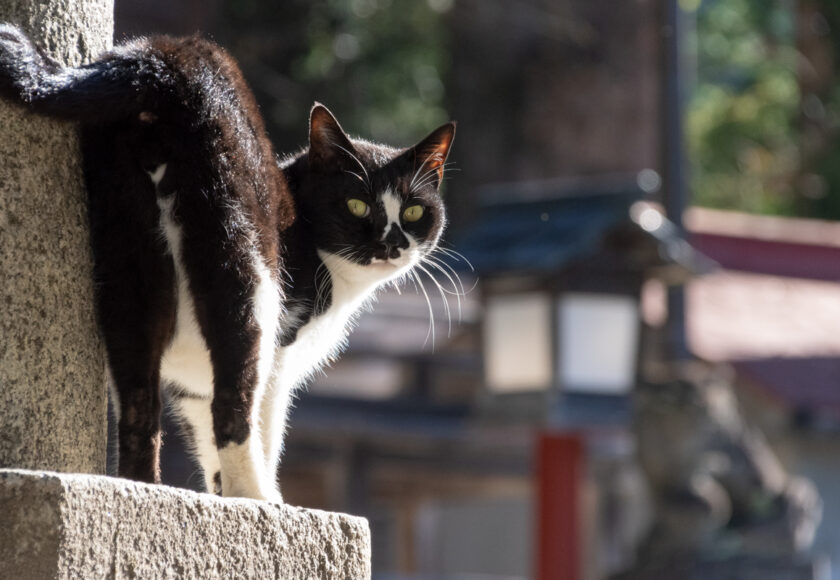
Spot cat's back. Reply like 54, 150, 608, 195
110, 34, 275, 169
142, 35, 264, 129
83, 33, 294, 252
82, 35, 293, 398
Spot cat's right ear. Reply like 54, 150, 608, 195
407, 121, 456, 189
309, 103, 356, 169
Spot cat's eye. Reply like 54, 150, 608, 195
402, 205, 424, 223
347, 199, 370, 218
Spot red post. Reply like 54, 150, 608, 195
536, 432, 584, 580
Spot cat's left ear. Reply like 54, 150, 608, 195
408, 122, 456, 189
309, 103, 357, 169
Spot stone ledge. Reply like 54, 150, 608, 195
0, 469, 371, 579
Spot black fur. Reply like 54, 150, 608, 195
0, 24, 455, 492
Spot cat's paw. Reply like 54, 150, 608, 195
219, 473, 283, 503
261, 490, 284, 504
223, 485, 283, 504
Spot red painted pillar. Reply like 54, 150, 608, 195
536, 432, 584, 580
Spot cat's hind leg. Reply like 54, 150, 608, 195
101, 273, 173, 485
109, 352, 166, 483
84, 126, 176, 484
170, 205, 281, 501
204, 260, 280, 501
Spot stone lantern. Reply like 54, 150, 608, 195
456, 176, 709, 422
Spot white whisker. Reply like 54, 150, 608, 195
333, 143, 371, 190
426, 255, 466, 295
410, 162, 459, 194
343, 169, 367, 188
411, 269, 436, 350
436, 246, 476, 272
408, 156, 432, 192
422, 256, 464, 321
405, 270, 420, 293
416, 263, 452, 337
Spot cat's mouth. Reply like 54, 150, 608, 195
367, 249, 419, 272
322, 248, 417, 277
367, 257, 404, 269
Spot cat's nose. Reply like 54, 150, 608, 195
383, 223, 408, 248
377, 223, 409, 260
377, 245, 401, 260
376, 242, 402, 260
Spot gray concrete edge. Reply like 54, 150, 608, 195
0, 468, 371, 579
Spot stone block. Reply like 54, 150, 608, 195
0, 469, 371, 579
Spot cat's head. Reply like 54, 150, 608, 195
297, 104, 455, 284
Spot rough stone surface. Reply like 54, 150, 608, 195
0, 469, 372, 579
0, 0, 113, 473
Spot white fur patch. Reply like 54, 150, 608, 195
147, 163, 167, 186
252, 259, 280, 393
218, 437, 280, 501
381, 189, 402, 239
260, 370, 292, 478
267, 252, 380, 409
244, 257, 281, 496
158, 197, 215, 398
259, 248, 415, 478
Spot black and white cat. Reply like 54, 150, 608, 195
0, 26, 455, 501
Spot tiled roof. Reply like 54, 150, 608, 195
454, 192, 634, 275
686, 208, 840, 415
686, 207, 840, 247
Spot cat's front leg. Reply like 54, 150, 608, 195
169, 393, 222, 494
260, 374, 294, 492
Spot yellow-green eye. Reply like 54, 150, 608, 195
402, 205, 424, 223
347, 198, 370, 218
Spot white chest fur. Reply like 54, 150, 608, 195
273, 255, 389, 390
158, 237, 398, 398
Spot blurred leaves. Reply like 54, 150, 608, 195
688, 0, 840, 219
687, 0, 801, 215
217, 0, 450, 151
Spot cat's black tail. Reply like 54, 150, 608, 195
0, 24, 171, 122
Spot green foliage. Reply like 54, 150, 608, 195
688, 0, 840, 219
218, 0, 451, 152
802, 2, 840, 219
687, 0, 801, 215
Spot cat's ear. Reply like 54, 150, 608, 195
408, 122, 456, 189
309, 103, 357, 169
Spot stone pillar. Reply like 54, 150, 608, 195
0, 0, 112, 473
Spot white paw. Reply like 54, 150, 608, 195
222, 479, 283, 503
